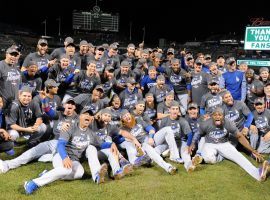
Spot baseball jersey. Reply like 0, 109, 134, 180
22, 52, 51, 71
121, 117, 150, 143
145, 105, 157, 120
200, 91, 225, 114
157, 102, 171, 115
21, 71, 42, 96
53, 112, 78, 139
87, 55, 107, 75
73, 70, 101, 94
90, 119, 119, 143
6, 100, 42, 129
199, 118, 239, 144
74, 94, 105, 115
159, 116, 191, 140
252, 109, 270, 136
119, 88, 143, 110
0, 60, 22, 104
59, 121, 103, 161
190, 71, 209, 105
149, 84, 172, 103
185, 115, 204, 143
222, 101, 251, 130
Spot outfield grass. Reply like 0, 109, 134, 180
0, 147, 270, 200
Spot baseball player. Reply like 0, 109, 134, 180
250, 98, 270, 154
0, 98, 78, 173
160, 101, 196, 172
199, 107, 265, 181
5, 86, 48, 147
23, 107, 117, 194
120, 109, 179, 174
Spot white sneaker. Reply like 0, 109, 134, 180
38, 154, 53, 162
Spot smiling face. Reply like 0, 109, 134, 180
223, 92, 234, 106
19, 91, 32, 106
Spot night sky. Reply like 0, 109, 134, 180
0, 0, 269, 43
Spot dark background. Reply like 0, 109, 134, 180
0, 0, 269, 43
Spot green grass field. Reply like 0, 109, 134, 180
1, 147, 270, 200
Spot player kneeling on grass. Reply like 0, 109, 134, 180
24, 108, 122, 194
199, 107, 268, 181
119, 109, 178, 175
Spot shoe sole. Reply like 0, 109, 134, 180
260, 161, 269, 181
192, 155, 203, 167
114, 173, 124, 180
136, 147, 145, 157
168, 167, 178, 175
187, 165, 196, 173
98, 164, 108, 184
123, 164, 134, 175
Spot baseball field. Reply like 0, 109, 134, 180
0, 146, 270, 200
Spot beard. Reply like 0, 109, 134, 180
121, 115, 136, 129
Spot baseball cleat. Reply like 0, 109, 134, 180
95, 163, 108, 184
192, 154, 203, 166
24, 180, 39, 195
168, 166, 178, 175
123, 163, 134, 175
134, 154, 151, 167
187, 165, 196, 173
114, 168, 125, 180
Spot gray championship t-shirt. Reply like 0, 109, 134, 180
0, 60, 21, 104
199, 118, 239, 144
59, 122, 103, 161
160, 116, 191, 140
222, 100, 251, 130
252, 109, 270, 136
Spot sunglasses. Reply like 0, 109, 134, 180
255, 103, 263, 106
9, 52, 19, 57
39, 43, 47, 47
